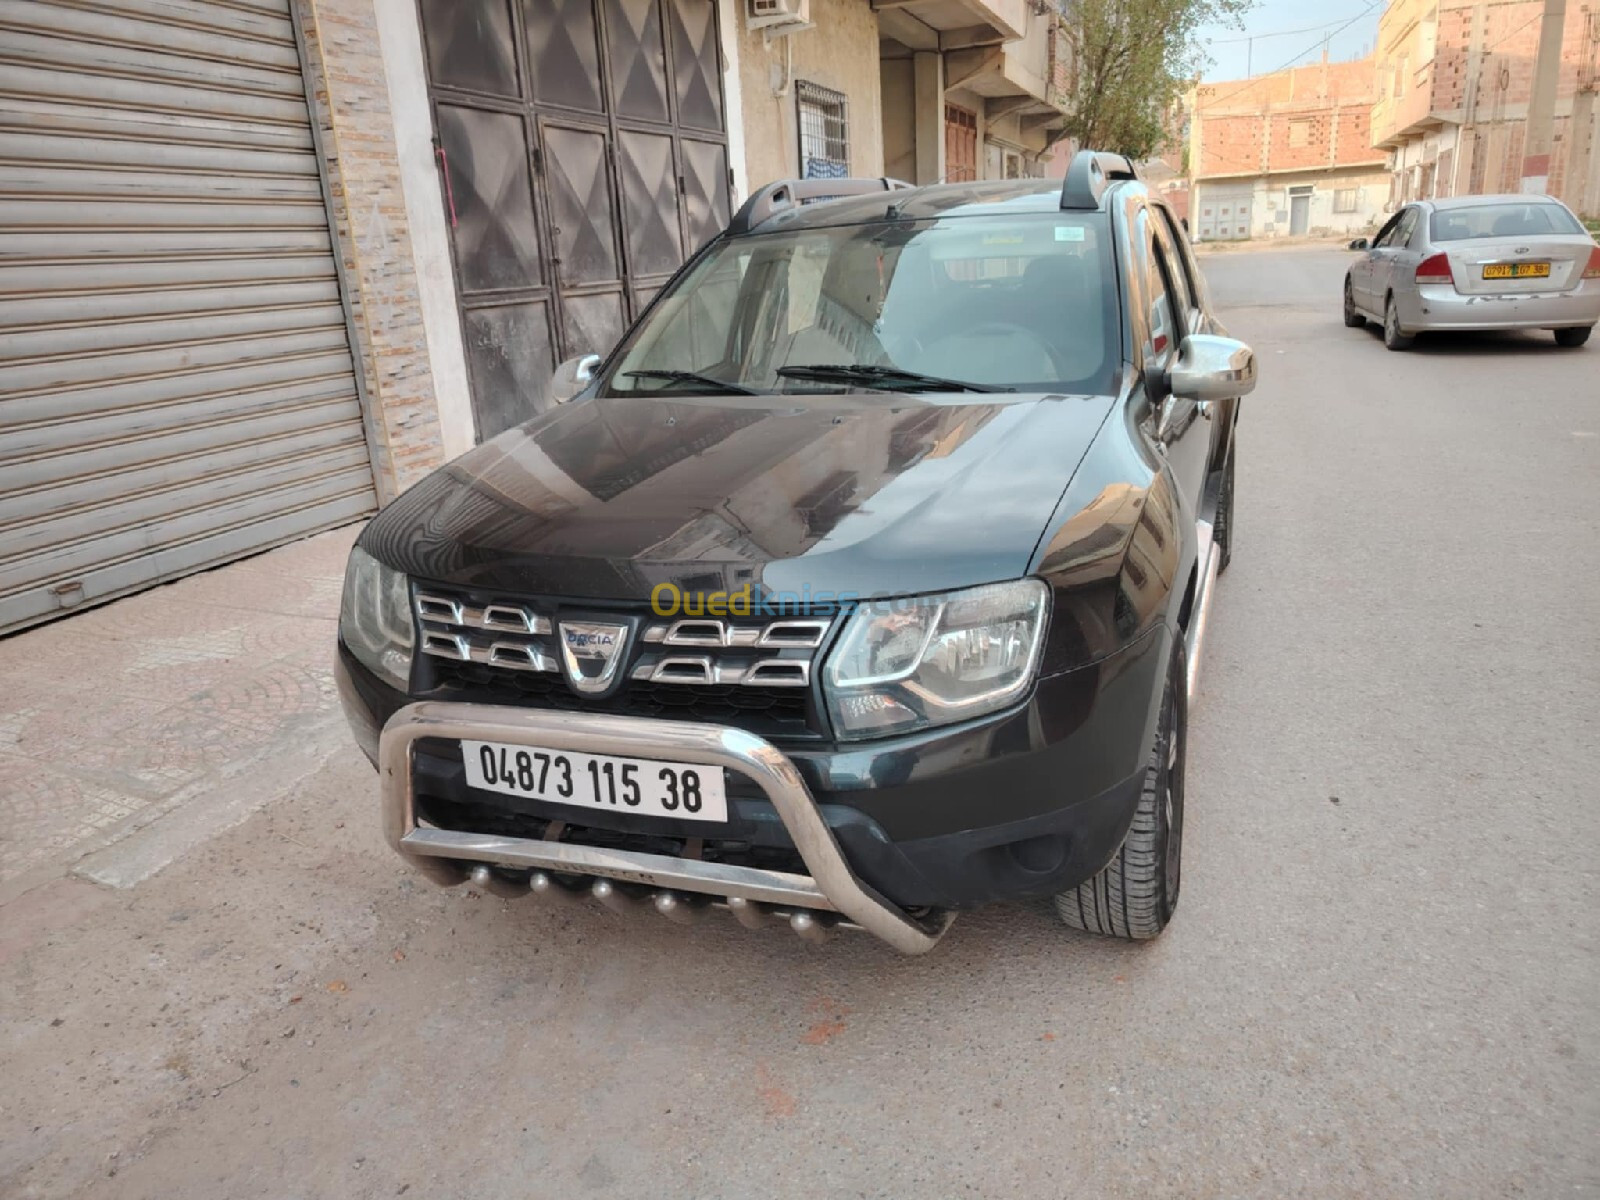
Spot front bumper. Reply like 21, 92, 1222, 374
343, 618, 1169, 917
1404, 282, 1600, 332
379, 701, 954, 954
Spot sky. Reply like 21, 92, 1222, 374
1193, 0, 1387, 85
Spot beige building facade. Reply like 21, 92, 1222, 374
1187, 58, 1391, 241
878, 0, 1072, 184
1371, 0, 1600, 215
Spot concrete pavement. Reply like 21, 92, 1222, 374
0, 526, 357, 905
2, 248, 1597, 1198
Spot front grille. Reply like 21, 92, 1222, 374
412, 584, 833, 740
415, 793, 809, 877
429, 658, 814, 736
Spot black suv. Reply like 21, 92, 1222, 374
336, 151, 1257, 954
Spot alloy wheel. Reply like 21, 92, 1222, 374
1383, 299, 1413, 350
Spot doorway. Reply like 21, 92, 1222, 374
1289, 187, 1312, 236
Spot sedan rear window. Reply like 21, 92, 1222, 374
1431, 203, 1585, 241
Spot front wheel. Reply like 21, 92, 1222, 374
1343, 277, 1365, 328
1554, 326, 1592, 348
1054, 648, 1186, 940
1383, 296, 1415, 351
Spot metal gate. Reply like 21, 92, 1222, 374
1196, 185, 1253, 241
0, 0, 377, 635
419, 0, 732, 441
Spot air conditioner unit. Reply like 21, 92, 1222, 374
748, 0, 810, 35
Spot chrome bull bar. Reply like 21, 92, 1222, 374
378, 702, 952, 954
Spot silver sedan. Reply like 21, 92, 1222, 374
1343, 193, 1600, 350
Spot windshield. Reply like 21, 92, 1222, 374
1431, 202, 1585, 241
601, 214, 1118, 396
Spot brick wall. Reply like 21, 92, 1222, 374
294, 0, 448, 503
1194, 58, 1385, 179
1378, 0, 1600, 211
1195, 58, 1378, 112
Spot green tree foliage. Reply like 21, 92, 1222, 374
1060, 0, 1252, 159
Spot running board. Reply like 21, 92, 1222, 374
1184, 524, 1220, 706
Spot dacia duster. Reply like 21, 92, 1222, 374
336, 151, 1257, 954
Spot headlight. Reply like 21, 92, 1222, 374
339, 546, 414, 691
823, 579, 1049, 740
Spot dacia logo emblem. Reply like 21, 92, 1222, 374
557, 620, 631, 695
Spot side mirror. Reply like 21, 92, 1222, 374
1348, 237, 1370, 251
549, 353, 600, 405
1166, 334, 1256, 405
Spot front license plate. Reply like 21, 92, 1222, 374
1482, 262, 1550, 279
462, 740, 728, 822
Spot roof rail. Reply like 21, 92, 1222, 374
1059, 151, 1140, 211
726, 176, 914, 234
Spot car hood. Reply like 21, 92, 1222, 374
360, 391, 1115, 601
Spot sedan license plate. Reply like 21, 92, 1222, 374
462, 740, 727, 822
1482, 262, 1550, 279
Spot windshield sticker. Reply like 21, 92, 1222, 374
1055, 227, 1086, 242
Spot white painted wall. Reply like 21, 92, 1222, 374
1247, 173, 1390, 238
717, 0, 750, 200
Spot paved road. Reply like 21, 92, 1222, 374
5, 248, 1597, 1199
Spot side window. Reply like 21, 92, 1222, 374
1151, 215, 1194, 317
1376, 208, 1417, 249
1155, 205, 1203, 315
1396, 208, 1422, 248
1371, 212, 1403, 248
1138, 212, 1183, 364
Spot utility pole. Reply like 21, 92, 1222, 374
1454, 2, 1487, 197
1520, 0, 1567, 193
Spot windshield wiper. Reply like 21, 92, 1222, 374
775, 364, 1012, 394
622, 369, 759, 396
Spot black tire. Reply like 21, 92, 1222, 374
1342, 277, 1365, 328
1383, 296, 1415, 351
1213, 453, 1234, 574
1554, 326, 1592, 348
1054, 648, 1186, 940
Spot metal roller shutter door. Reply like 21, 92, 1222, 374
1195, 184, 1254, 242
0, 0, 377, 634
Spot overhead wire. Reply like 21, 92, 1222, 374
1194, 3, 1555, 177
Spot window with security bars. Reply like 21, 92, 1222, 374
796, 81, 849, 179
